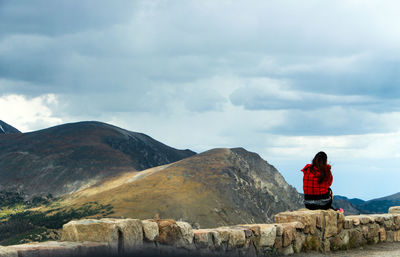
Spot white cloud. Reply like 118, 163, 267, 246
0, 93, 63, 132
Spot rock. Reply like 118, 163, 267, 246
212, 227, 230, 249
393, 214, 400, 230
142, 220, 159, 241
293, 232, 306, 253
370, 214, 392, 224
322, 210, 339, 239
344, 217, 354, 229
227, 229, 246, 250
384, 219, 395, 230
103, 218, 143, 252
394, 231, 400, 242
175, 221, 194, 249
155, 219, 192, 247
0, 246, 17, 257
348, 229, 365, 248
239, 224, 276, 247
346, 215, 373, 226
6, 241, 109, 257
321, 240, 330, 253
213, 226, 246, 251
303, 235, 320, 251
62, 219, 120, 252
329, 231, 349, 251
193, 229, 214, 249
389, 206, 400, 214
281, 223, 296, 247
62, 218, 143, 254
274, 210, 322, 234
274, 236, 283, 249
367, 223, 380, 243
379, 228, 386, 242
279, 245, 294, 256
275, 224, 283, 236
387, 231, 394, 242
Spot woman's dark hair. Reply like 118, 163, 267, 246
310, 151, 330, 184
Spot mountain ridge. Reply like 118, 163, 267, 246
0, 120, 21, 134
58, 147, 303, 228
0, 121, 195, 198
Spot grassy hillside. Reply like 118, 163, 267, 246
54, 148, 302, 229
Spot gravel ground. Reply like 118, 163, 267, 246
289, 242, 400, 257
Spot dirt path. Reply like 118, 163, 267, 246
290, 242, 400, 257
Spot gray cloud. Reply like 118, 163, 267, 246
260, 108, 399, 136
2, 0, 400, 129
0, 0, 136, 37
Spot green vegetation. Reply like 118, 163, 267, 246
0, 200, 114, 246
303, 235, 320, 251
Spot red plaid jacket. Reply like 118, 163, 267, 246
301, 164, 333, 195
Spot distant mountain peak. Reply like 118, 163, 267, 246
0, 120, 21, 134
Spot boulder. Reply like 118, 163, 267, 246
348, 229, 365, 248
389, 206, 400, 214
238, 224, 276, 248
154, 219, 194, 249
142, 220, 159, 241
193, 229, 214, 249
176, 221, 194, 249
62, 219, 119, 252
274, 210, 322, 234
322, 210, 340, 239
62, 218, 143, 254
214, 226, 246, 250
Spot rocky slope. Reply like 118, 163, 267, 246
0, 120, 21, 134
0, 121, 195, 198
62, 147, 303, 228
332, 195, 363, 215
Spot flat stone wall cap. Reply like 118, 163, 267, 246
274, 210, 323, 234
346, 215, 373, 225
370, 214, 393, 223
389, 206, 400, 214
6, 241, 109, 256
0, 246, 18, 257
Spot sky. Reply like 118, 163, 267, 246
1, 0, 400, 200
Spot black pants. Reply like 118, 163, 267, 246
304, 189, 333, 210
305, 199, 333, 210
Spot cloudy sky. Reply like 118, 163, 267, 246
1, 0, 400, 200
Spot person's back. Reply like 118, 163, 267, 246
301, 151, 333, 210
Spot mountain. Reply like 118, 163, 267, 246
0, 121, 195, 198
0, 121, 21, 134
333, 195, 364, 215
60, 147, 303, 228
354, 192, 400, 213
334, 193, 400, 214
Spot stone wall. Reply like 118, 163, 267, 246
1, 207, 400, 257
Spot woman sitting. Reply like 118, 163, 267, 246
301, 151, 333, 210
